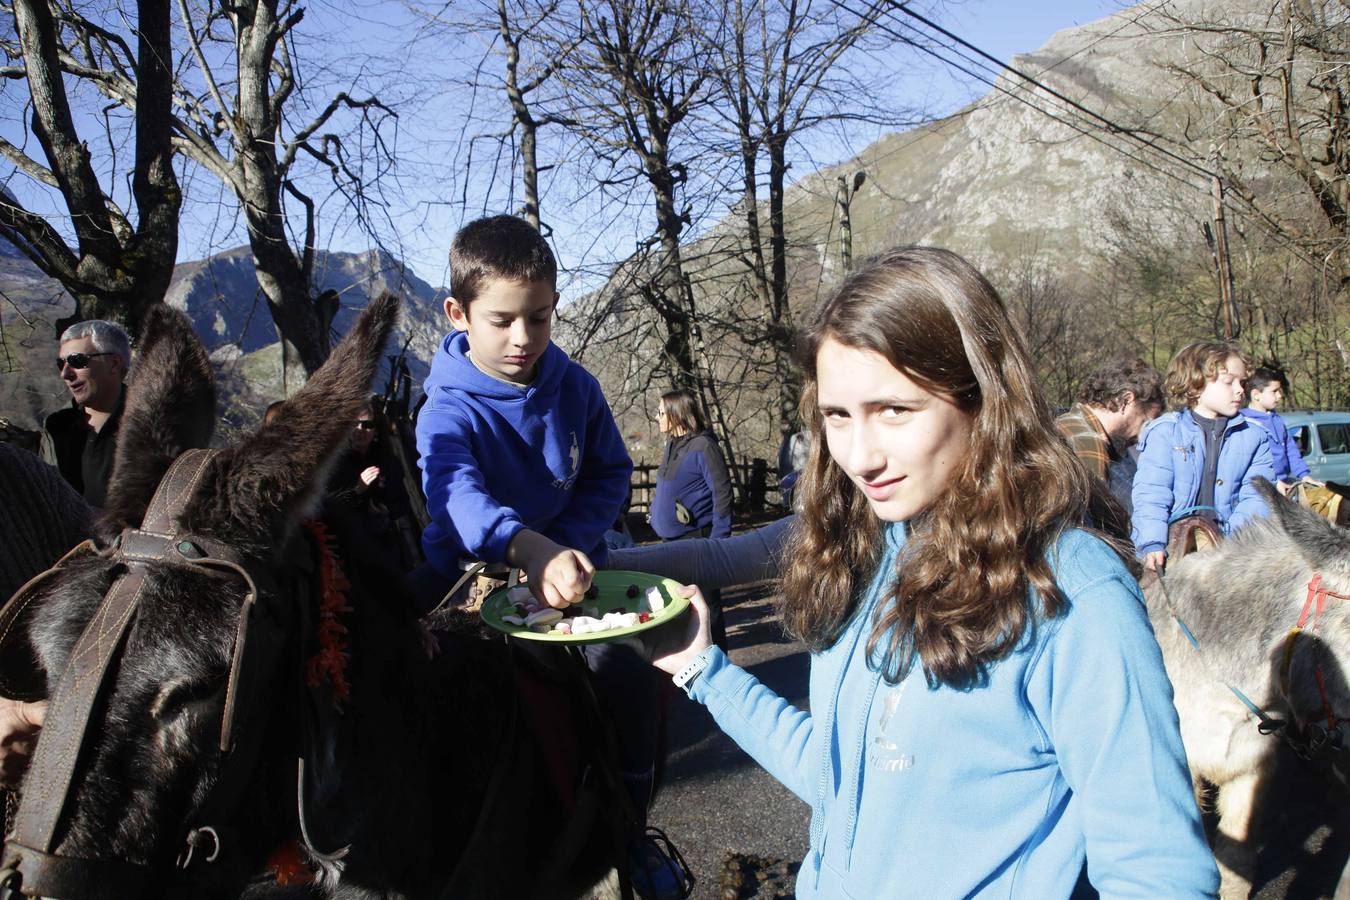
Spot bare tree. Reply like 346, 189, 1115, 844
2, 0, 397, 374
714, 0, 921, 441
0, 0, 180, 335
553, 0, 721, 397
1160, 0, 1350, 283
1150, 0, 1350, 401
411, 0, 579, 232
170, 0, 397, 375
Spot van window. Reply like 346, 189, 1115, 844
1291, 425, 1310, 456
1317, 423, 1350, 456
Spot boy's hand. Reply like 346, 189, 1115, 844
507, 530, 595, 608
532, 547, 596, 608
1143, 550, 1167, 572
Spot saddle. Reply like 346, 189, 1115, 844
1166, 515, 1223, 563
1294, 481, 1350, 528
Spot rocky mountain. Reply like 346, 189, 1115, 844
0, 247, 447, 437
761, 0, 1218, 276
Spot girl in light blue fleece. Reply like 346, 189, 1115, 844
649, 248, 1219, 899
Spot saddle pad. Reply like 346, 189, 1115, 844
480, 570, 688, 644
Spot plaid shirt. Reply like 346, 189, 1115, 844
1055, 403, 1117, 480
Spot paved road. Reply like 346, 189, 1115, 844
652, 583, 1350, 899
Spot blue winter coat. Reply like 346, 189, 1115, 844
1131, 410, 1275, 556
650, 431, 733, 540
1241, 406, 1310, 482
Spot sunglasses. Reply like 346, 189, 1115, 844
355, 421, 377, 431
57, 351, 114, 371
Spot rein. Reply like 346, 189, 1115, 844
0, 449, 295, 900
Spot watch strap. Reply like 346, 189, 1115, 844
672, 646, 716, 692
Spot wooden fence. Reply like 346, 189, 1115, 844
630, 458, 783, 515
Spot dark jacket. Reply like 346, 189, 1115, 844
40, 390, 125, 509
651, 430, 733, 540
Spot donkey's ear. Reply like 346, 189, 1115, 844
1256, 477, 1350, 573
100, 304, 215, 535
179, 294, 400, 556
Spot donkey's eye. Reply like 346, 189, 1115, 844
149, 675, 223, 723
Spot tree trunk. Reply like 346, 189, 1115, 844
235, 0, 329, 374
9, 0, 180, 336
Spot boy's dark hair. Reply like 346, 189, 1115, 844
1075, 356, 1164, 412
449, 215, 557, 310
1163, 341, 1252, 409
1246, 366, 1283, 397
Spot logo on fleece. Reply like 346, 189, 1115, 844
551, 430, 581, 490
868, 679, 915, 772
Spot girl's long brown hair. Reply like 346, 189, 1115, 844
779, 247, 1124, 688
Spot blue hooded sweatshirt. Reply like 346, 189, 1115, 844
1241, 406, 1310, 482
1131, 410, 1274, 557
686, 524, 1218, 898
416, 331, 633, 574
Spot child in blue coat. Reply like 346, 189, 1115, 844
416, 216, 666, 842
1132, 342, 1275, 570
1242, 366, 1317, 493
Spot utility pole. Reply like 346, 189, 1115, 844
1209, 157, 1237, 340
836, 170, 866, 272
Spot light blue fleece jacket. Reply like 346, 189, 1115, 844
416, 331, 633, 574
687, 523, 1218, 899
1131, 410, 1274, 557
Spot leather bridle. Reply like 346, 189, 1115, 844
0, 449, 300, 899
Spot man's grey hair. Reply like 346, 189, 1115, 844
60, 320, 131, 373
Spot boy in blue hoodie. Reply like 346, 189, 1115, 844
1243, 366, 1317, 494
1132, 342, 1275, 570
416, 214, 632, 604
416, 217, 671, 865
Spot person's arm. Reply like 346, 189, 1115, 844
1027, 574, 1219, 897
541, 386, 633, 557
652, 589, 814, 801
700, 440, 734, 539
606, 515, 794, 588
1282, 419, 1312, 480
1130, 421, 1175, 562
417, 409, 524, 569
1229, 431, 1276, 532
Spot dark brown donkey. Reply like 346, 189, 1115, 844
0, 297, 621, 900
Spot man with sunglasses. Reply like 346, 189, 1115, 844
41, 320, 131, 508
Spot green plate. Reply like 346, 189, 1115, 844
480, 570, 689, 644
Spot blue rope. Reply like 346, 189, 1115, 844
1161, 574, 1281, 729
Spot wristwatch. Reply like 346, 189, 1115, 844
672, 647, 716, 693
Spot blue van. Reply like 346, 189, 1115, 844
1281, 411, 1350, 483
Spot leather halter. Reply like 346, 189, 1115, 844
1279, 573, 1350, 736
0, 449, 293, 900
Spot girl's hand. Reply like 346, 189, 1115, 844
1143, 550, 1167, 572
650, 584, 714, 675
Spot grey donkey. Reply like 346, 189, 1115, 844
1143, 478, 1350, 899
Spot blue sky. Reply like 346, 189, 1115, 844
0, 0, 1122, 293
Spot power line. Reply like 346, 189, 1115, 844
884, 1, 1218, 182
848, 2, 1325, 268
